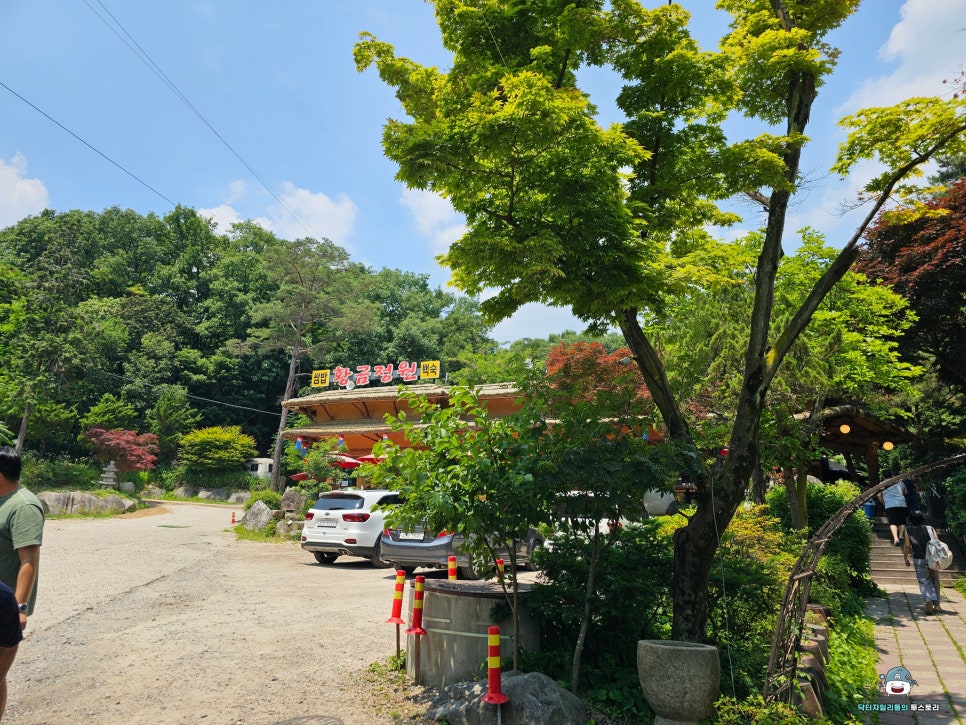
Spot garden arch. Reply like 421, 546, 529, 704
763, 453, 966, 702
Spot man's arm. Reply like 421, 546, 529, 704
15, 544, 40, 628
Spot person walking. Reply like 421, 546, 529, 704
0, 447, 45, 720
903, 510, 941, 614
879, 476, 908, 546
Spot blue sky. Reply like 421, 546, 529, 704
1, 1, 963, 342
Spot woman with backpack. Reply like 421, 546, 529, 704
903, 510, 941, 614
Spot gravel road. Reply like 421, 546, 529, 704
5, 501, 413, 725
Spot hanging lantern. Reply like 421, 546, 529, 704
839, 423, 851, 434
882, 441, 894, 451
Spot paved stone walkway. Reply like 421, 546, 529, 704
863, 580, 966, 724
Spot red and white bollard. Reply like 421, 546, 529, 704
405, 575, 427, 636
481, 625, 509, 705
386, 569, 407, 624
448, 555, 457, 580
231, 511, 236, 525
406, 575, 428, 685
386, 569, 407, 658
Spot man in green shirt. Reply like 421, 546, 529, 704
0, 446, 44, 720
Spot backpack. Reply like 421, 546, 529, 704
926, 527, 954, 571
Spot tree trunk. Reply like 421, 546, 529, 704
270, 344, 302, 492
571, 526, 603, 692
782, 464, 805, 530
14, 400, 32, 455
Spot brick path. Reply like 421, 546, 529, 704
863, 581, 966, 724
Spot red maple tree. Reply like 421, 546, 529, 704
82, 427, 160, 472
857, 179, 966, 386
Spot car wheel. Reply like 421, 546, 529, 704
459, 565, 481, 580
524, 539, 545, 571
313, 552, 338, 565
370, 539, 393, 569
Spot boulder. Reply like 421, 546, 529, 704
227, 491, 251, 505
242, 500, 274, 531
427, 671, 588, 725
197, 488, 228, 500
37, 491, 136, 516
142, 485, 165, 499
280, 487, 306, 512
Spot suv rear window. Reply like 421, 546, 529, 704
314, 493, 364, 510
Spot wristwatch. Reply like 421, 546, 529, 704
17, 602, 27, 614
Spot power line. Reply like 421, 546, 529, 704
95, 370, 282, 417
83, 0, 323, 241
0, 78, 177, 207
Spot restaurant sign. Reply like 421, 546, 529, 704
311, 360, 440, 389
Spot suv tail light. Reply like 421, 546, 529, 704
435, 530, 451, 539
304, 512, 315, 521
342, 512, 371, 523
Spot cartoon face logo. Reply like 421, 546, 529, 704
879, 666, 917, 696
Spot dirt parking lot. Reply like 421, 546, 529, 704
6, 501, 427, 725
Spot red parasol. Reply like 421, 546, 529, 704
329, 453, 362, 469
356, 453, 386, 464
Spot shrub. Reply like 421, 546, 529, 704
21, 455, 98, 490
823, 612, 879, 721
245, 489, 282, 511
527, 520, 673, 720
705, 505, 796, 698
766, 480, 874, 593
161, 464, 257, 492
177, 426, 258, 475
711, 695, 809, 724
943, 468, 966, 538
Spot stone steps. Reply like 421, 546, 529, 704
868, 519, 965, 585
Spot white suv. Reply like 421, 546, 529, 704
301, 489, 400, 567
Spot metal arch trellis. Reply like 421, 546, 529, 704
762, 453, 966, 703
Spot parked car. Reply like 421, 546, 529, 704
380, 526, 544, 579
301, 489, 401, 567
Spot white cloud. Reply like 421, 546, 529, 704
197, 203, 242, 231
845, 0, 966, 111
400, 188, 467, 253
0, 154, 49, 229
198, 181, 358, 245
270, 182, 358, 244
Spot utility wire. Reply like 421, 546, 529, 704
83, 0, 322, 241
0, 78, 177, 207
95, 369, 282, 417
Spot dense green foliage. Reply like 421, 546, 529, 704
0, 206, 498, 466
355, 0, 966, 647
943, 468, 966, 538
245, 489, 282, 511
531, 503, 873, 721
21, 455, 98, 490
528, 521, 673, 719
177, 426, 257, 475
767, 481, 876, 598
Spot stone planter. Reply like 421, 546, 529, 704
637, 640, 720, 725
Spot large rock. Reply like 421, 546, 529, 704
227, 490, 251, 505
280, 487, 305, 512
242, 500, 274, 531
37, 491, 137, 516
426, 671, 588, 725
